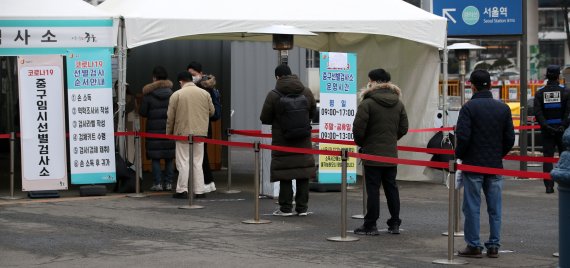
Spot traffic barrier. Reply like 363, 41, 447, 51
351, 171, 366, 219
241, 141, 271, 224
220, 129, 241, 194
0, 132, 22, 200
327, 149, 359, 242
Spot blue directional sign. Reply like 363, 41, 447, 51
433, 0, 522, 37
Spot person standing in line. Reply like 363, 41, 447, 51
533, 65, 570, 194
260, 64, 316, 216
352, 68, 408, 235
456, 69, 515, 258
187, 61, 222, 193
139, 66, 176, 191
167, 71, 214, 199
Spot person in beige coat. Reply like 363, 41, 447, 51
167, 71, 214, 199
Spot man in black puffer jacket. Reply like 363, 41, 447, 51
140, 66, 176, 191
456, 69, 515, 259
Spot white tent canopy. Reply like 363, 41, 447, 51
98, 0, 449, 182
99, 0, 446, 49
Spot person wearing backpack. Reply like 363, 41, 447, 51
260, 64, 317, 216
352, 68, 408, 235
188, 61, 222, 193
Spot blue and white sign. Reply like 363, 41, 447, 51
67, 48, 116, 185
433, 0, 522, 36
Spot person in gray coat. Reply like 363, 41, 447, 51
139, 66, 176, 191
352, 68, 408, 235
260, 64, 317, 216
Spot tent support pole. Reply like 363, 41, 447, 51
117, 17, 128, 159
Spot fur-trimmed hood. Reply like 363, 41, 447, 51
359, 82, 402, 107
197, 74, 216, 89
143, 80, 173, 96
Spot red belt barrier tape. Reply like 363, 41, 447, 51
138, 132, 188, 141
0, 134, 10, 139
260, 144, 341, 157
194, 136, 253, 149
457, 164, 551, 180
350, 152, 449, 169
230, 129, 271, 138
504, 155, 558, 163
408, 127, 454, 133
313, 138, 355, 145
114, 131, 137, 137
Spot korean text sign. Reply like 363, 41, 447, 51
17, 55, 68, 191
318, 52, 357, 184
67, 48, 116, 184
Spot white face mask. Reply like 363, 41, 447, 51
192, 76, 201, 83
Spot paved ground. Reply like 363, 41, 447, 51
0, 147, 561, 268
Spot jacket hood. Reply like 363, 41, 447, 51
198, 74, 217, 89
143, 80, 173, 100
275, 75, 305, 94
143, 80, 173, 95
360, 82, 401, 107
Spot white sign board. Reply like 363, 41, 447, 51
17, 55, 68, 191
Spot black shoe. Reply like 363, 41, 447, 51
194, 193, 206, 199
546, 187, 554, 194
388, 225, 400, 234
172, 192, 188, 199
354, 225, 379, 236
458, 245, 483, 258
486, 247, 499, 258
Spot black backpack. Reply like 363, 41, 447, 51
273, 89, 312, 140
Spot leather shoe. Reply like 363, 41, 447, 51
486, 247, 499, 258
172, 192, 188, 199
457, 245, 483, 258
194, 193, 206, 199
546, 187, 554, 194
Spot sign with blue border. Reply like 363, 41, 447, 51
433, 0, 522, 36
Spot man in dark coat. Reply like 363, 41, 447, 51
352, 68, 408, 235
260, 64, 316, 216
456, 69, 515, 258
188, 61, 222, 193
533, 65, 570, 193
139, 66, 176, 191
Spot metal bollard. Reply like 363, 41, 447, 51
351, 171, 366, 219
222, 129, 240, 194
442, 187, 464, 237
1, 132, 22, 200
528, 118, 541, 167
327, 149, 359, 242
242, 141, 270, 224
127, 129, 146, 198
180, 135, 204, 209
433, 160, 468, 265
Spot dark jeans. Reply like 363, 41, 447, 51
542, 131, 564, 188
364, 165, 401, 228
203, 148, 214, 185
152, 158, 174, 185
278, 179, 309, 213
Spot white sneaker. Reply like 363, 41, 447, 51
204, 184, 212, 193
208, 182, 216, 192
272, 209, 294, 217
164, 183, 172, 191
150, 184, 163, 191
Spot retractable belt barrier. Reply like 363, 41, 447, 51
0, 126, 554, 180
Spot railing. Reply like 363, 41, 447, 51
439, 80, 547, 102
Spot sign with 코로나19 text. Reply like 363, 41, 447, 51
17, 55, 68, 191
318, 52, 357, 184
432, 0, 522, 36
67, 48, 116, 185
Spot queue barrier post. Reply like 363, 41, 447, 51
433, 160, 468, 265
180, 135, 204, 209
327, 149, 359, 242
127, 127, 146, 198
242, 141, 270, 224
1, 132, 23, 200
351, 171, 366, 219
222, 129, 241, 194
528, 117, 541, 167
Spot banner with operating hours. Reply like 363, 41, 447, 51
67, 48, 116, 184
318, 52, 357, 184
18, 55, 68, 191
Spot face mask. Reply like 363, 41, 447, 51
192, 76, 201, 83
